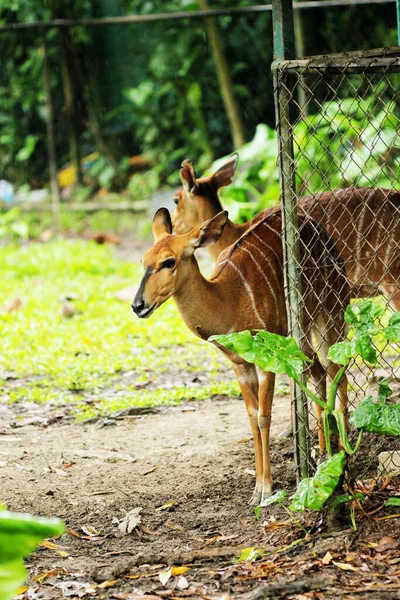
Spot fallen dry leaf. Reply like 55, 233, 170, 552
4, 297, 23, 313
34, 568, 66, 583
81, 524, 100, 537
332, 561, 359, 572
159, 568, 172, 586
16, 586, 28, 595
171, 566, 190, 576
177, 576, 189, 590
141, 525, 156, 535
322, 551, 333, 565
118, 507, 143, 534
98, 579, 120, 588
91, 231, 120, 245
155, 500, 176, 512
143, 465, 159, 476
67, 528, 83, 539
376, 536, 398, 551
39, 540, 63, 550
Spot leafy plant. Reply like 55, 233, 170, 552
211, 300, 400, 514
0, 207, 29, 240
0, 510, 64, 600
214, 90, 400, 223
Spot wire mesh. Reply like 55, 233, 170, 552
273, 47, 400, 485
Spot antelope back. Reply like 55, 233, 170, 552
297, 187, 400, 304
212, 212, 349, 354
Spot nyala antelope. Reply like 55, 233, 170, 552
133, 208, 349, 504
172, 155, 400, 310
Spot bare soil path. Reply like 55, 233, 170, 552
2, 392, 400, 599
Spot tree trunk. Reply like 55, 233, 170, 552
58, 29, 83, 186
198, 0, 246, 149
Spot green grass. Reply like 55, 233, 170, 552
0, 238, 240, 419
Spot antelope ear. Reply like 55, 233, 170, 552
193, 211, 229, 248
180, 159, 197, 192
152, 208, 172, 241
211, 153, 238, 190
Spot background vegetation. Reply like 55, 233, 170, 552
0, 0, 398, 200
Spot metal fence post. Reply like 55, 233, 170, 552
272, 0, 311, 481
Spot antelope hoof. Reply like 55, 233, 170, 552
261, 485, 272, 504
278, 424, 293, 438
248, 483, 263, 506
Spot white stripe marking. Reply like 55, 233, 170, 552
227, 260, 265, 328
240, 242, 279, 312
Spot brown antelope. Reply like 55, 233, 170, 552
132, 208, 349, 504
172, 155, 400, 310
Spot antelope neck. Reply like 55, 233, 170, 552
172, 256, 232, 341
208, 220, 245, 261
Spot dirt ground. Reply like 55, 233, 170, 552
2, 390, 400, 600
2, 235, 400, 599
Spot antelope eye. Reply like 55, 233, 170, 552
174, 198, 179, 205
161, 258, 176, 270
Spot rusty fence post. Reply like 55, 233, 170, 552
272, 0, 311, 481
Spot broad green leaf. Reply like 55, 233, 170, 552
0, 512, 65, 561
385, 497, 400, 507
238, 547, 264, 563
0, 512, 64, 600
259, 490, 288, 508
344, 305, 359, 326
210, 330, 311, 380
327, 341, 352, 365
377, 379, 393, 404
349, 396, 400, 436
289, 451, 346, 512
0, 559, 27, 600
331, 492, 365, 509
353, 333, 377, 364
383, 312, 400, 343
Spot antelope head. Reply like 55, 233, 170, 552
132, 208, 229, 319
171, 154, 238, 235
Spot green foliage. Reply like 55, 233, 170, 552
237, 547, 265, 563
210, 330, 311, 380
0, 511, 64, 600
217, 92, 399, 222
215, 300, 400, 514
0, 207, 29, 240
289, 452, 346, 512
349, 395, 400, 437
294, 93, 400, 194
259, 490, 288, 508
328, 301, 400, 365
385, 497, 400, 507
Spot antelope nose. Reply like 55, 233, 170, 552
132, 299, 145, 315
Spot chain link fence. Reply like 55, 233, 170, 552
273, 47, 400, 486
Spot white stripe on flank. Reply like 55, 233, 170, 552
227, 259, 265, 328
215, 258, 229, 269
353, 200, 369, 282
240, 242, 279, 312
252, 231, 283, 268
383, 227, 396, 273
